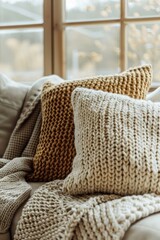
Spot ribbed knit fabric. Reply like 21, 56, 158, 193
3, 75, 64, 160
0, 75, 64, 233
30, 65, 152, 182
63, 87, 160, 195
14, 180, 160, 240
3, 80, 42, 160
0, 157, 32, 233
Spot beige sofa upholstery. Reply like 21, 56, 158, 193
0, 74, 29, 157
123, 213, 160, 240
0, 232, 10, 240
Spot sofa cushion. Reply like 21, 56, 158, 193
0, 232, 10, 240
63, 87, 160, 195
123, 213, 160, 240
0, 74, 29, 158
30, 65, 152, 182
147, 86, 160, 102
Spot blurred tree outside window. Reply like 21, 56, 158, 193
0, 0, 160, 85
63, 0, 160, 85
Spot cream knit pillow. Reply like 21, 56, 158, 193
63, 88, 160, 195
30, 65, 152, 182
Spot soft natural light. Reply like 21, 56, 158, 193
0, 0, 160, 84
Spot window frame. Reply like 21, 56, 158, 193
52, 0, 160, 89
0, 0, 160, 89
0, 0, 53, 79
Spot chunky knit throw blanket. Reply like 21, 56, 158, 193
1, 74, 160, 238
0, 157, 32, 233
14, 180, 160, 240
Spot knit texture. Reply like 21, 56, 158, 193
14, 180, 160, 240
0, 157, 32, 233
3, 81, 42, 160
0, 75, 64, 233
30, 65, 152, 182
3, 75, 64, 160
63, 88, 160, 195
0, 78, 43, 233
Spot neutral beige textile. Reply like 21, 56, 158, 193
1, 73, 160, 239
147, 86, 160, 102
30, 65, 152, 182
63, 88, 160, 195
14, 180, 160, 240
3, 77, 42, 159
0, 73, 29, 157
0, 182, 44, 240
11, 182, 45, 238
0, 75, 64, 234
123, 213, 160, 240
0, 232, 10, 240
11, 183, 160, 240
0, 157, 32, 233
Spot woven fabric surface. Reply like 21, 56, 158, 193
0, 78, 44, 233
14, 180, 160, 240
0, 75, 64, 233
0, 157, 32, 233
30, 65, 152, 181
3, 75, 64, 160
63, 87, 160, 195
3, 84, 42, 160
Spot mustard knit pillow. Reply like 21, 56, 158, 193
63, 87, 160, 195
29, 65, 152, 181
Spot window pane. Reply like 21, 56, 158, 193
0, 28, 43, 83
126, 23, 160, 82
64, 0, 120, 22
0, 0, 43, 25
127, 0, 160, 18
65, 24, 120, 79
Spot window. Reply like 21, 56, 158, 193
60, 0, 160, 86
0, 0, 160, 86
0, 0, 44, 83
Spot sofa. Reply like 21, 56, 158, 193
1, 67, 160, 240
0, 73, 64, 240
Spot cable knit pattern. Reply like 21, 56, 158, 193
30, 65, 152, 181
14, 180, 160, 240
63, 88, 160, 195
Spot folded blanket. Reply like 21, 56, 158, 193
0, 157, 32, 233
14, 180, 160, 240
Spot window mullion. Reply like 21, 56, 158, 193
44, 0, 53, 75
52, 0, 64, 77
0, 23, 43, 30
63, 19, 120, 26
120, 0, 126, 71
